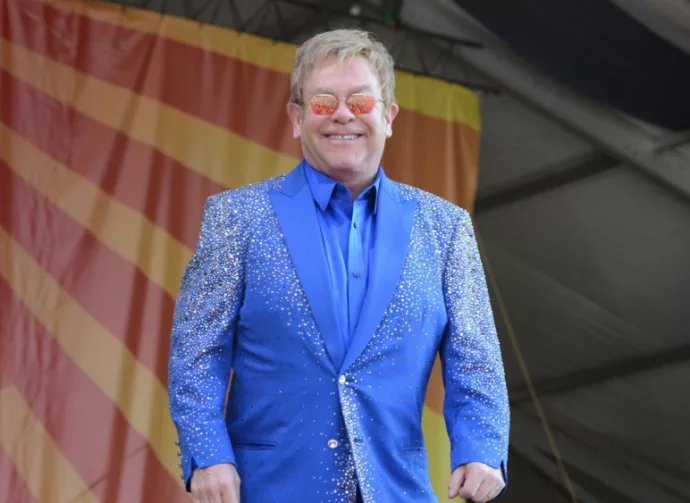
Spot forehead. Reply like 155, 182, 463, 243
304, 55, 381, 96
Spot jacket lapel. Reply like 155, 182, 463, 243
339, 176, 417, 373
269, 163, 346, 371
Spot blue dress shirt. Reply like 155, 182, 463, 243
303, 161, 381, 353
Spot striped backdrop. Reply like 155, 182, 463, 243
0, 0, 481, 501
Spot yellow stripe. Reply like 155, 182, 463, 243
396, 72, 480, 130
0, 37, 296, 191
422, 405, 466, 503
37, 0, 480, 130
0, 231, 182, 487
0, 123, 191, 299
0, 386, 101, 503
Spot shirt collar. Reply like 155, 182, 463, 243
303, 160, 382, 213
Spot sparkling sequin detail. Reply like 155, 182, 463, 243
168, 172, 509, 502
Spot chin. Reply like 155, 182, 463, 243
323, 157, 361, 174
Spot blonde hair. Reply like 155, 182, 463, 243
290, 29, 396, 109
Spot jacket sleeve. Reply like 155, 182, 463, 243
167, 194, 247, 490
440, 208, 510, 492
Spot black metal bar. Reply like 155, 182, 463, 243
284, 9, 324, 42
273, 2, 288, 40
510, 344, 690, 404
255, 1, 501, 92
239, 0, 271, 32
276, 0, 484, 48
475, 154, 619, 213
96, 0, 500, 93
256, 1, 274, 34
191, 0, 216, 20
391, 66, 499, 94
225, 0, 244, 28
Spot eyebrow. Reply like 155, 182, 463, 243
311, 85, 374, 96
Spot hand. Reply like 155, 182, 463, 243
448, 462, 504, 502
190, 463, 241, 503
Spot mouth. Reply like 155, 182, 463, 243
324, 134, 363, 141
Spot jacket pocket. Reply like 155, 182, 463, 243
402, 436, 428, 475
402, 434, 426, 454
232, 439, 277, 451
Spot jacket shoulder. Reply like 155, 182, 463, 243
393, 182, 469, 223
204, 175, 285, 219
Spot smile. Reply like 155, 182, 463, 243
325, 134, 362, 140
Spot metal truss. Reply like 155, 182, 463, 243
105, 0, 500, 93
475, 153, 620, 213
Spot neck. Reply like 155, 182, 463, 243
314, 165, 378, 201
342, 175, 374, 201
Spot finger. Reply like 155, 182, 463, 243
190, 476, 210, 503
485, 484, 503, 502
189, 480, 205, 503
199, 486, 214, 503
472, 480, 493, 503
219, 479, 235, 503
448, 466, 466, 498
457, 467, 482, 500
232, 477, 241, 503
200, 483, 220, 503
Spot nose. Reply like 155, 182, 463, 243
330, 99, 356, 123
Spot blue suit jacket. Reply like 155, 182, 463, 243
168, 162, 510, 502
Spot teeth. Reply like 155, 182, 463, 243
328, 135, 359, 140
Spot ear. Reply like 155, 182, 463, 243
286, 102, 302, 139
384, 103, 399, 138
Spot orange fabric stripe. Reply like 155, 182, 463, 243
35, 0, 481, 130
0, 67, 223, 250
18, 0, 300, 159
423, 405, 466, 503
382, 113, 480, 212
0, 277, 188, 501
425, 357, 445, 416
0, 386, 100, 503
0, 228, 182, 485
5, 0, 480, 210
0, 159, 172, 386
0, 447, 38, 503
0, 121, 191, 299
0, 36, 296, 191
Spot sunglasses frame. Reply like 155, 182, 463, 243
302, 93, 384, 116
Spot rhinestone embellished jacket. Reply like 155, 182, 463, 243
168, 161, 510, 502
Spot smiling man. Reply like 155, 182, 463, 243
168, 29, 510, 503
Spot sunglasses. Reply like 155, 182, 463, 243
305, 94, 380, 115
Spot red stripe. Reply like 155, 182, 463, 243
0, 448, 38, 503
0, 68, 222, 250
3, 0, 478, 203
0, 278, 188, 502
0, 160, 172, 386
3, 0, 301, 159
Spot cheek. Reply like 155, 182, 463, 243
363, 117, 388, 140
301, 116, 319, 136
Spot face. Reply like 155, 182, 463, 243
287, 55, 399, 188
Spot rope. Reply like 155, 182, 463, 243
476, 232, 579, 503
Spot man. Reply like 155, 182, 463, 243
168, 28, 509, 503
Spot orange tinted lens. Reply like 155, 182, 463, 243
347, 94, 376, 114
310, 95, 338, 115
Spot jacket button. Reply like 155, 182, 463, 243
338, 375, 347, 385
328, 439, 339, 449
